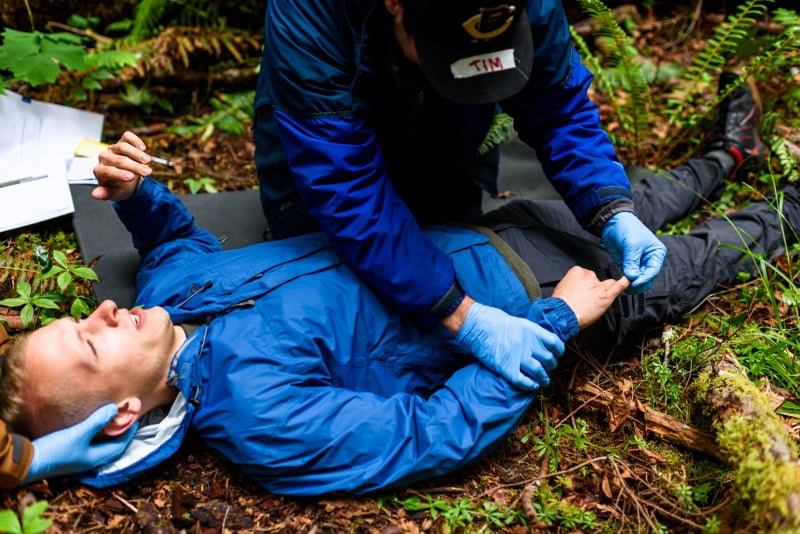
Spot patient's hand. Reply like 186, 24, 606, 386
552, 266, 629, 330
92, 131, 155, 201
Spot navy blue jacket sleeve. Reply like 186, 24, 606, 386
502, 1, 633, 224
273, 112, 463, 323
112, 178, 223, 297
262, 0, 461, 324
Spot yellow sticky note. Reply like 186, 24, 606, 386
74, 138, 109, 158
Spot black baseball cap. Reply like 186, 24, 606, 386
405, 0, 533, 104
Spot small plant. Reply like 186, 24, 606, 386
0, 248, 98, 328
120, 82, 175, 114
397, 493, 524, 533
0, 28, 86, 89
168, 91, 254, 141
183, 176, 218, 194
0, 280, 60, 328
530, 485, 604, 531
704, 515, 723, 534
36, 250, 99, 322
529, 412, 597, 472
641, 328, 717, 417
0, 28, 139, 99
0, 500, 52, 534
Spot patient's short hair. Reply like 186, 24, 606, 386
0, 333, 34, 436
0, 331, 107, 439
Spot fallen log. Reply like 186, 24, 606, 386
573, 382, 721, 460
691, 353, 800, 533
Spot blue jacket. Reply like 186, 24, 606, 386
255, 0, 631, 326
78, 179, 577, 495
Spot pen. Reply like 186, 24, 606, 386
0, 175, 48, 188
149, 156, 174, 168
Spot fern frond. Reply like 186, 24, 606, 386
571, 28, 619, 110
657, 0, 800, 166
0, 256, 90, 296
573, 0, 653, 163
477, 112, 515, 156
772, 8, 800, 34
768, 137, 800, 184
664, 0, 774, 130
571, 27, 631, 149
130, 0, 171, 42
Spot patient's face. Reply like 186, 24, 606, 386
25, 300, 179, 402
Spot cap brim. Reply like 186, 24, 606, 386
415, 8, 533, 104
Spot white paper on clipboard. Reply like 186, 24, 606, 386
0, 90, 104, 232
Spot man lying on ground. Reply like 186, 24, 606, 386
0, 74, 787, 495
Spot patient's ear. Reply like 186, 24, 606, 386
102, 398, 142, 437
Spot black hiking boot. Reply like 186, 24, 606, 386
707, 72, 767, 179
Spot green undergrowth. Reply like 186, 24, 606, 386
0, 0, 798, 531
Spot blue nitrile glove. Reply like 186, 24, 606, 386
24, 403, 138, 483
601, 211, 667, 294
456, 302, 564, 391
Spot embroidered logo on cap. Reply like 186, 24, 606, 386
462, 4, 517, 41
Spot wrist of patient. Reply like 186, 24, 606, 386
442, 295, 475, 337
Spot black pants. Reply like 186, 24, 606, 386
479, 152, 800, 350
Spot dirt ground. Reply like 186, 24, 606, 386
1, 3, 800, 533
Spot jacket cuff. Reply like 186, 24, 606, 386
429, 279, 465, 320
112, 176, 157, 213
584, 198, 636, 236
525, 297, 579, 342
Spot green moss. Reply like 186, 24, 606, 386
696, 364, 800, 531
719, 415, 799, 519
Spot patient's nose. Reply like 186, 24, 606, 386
94, 300, 120, 326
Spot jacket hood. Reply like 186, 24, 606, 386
77, 394, 190, 487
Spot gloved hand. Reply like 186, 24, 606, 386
456, 302, 564, 391
24, 404, 138, 483
601, 211, 667, 294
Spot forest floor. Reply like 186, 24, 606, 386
1, 4, 800, 534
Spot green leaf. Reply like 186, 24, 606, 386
23, 516, 52, 534
57, 271, 72, 292
71, 298, 90, 317
32, 245, 51, 270
90, 67, 114, 80
0, 298, 26, 307
15, 281, 32, 299
85, 50, 139, 70
40, 35, 85, 71
0, 509, 22, 534
0, 30, 85, 87
156, 97, 174, 115
52, 250, 68, 269
201, 122, 215, 141
71, 266, 99, 281
21, 500, 51, 534
67, 14, 99, 31
36, 266, 63, 280
20, 304, 34, 327
82, 77, 103, 90
30, 297, 60, 310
